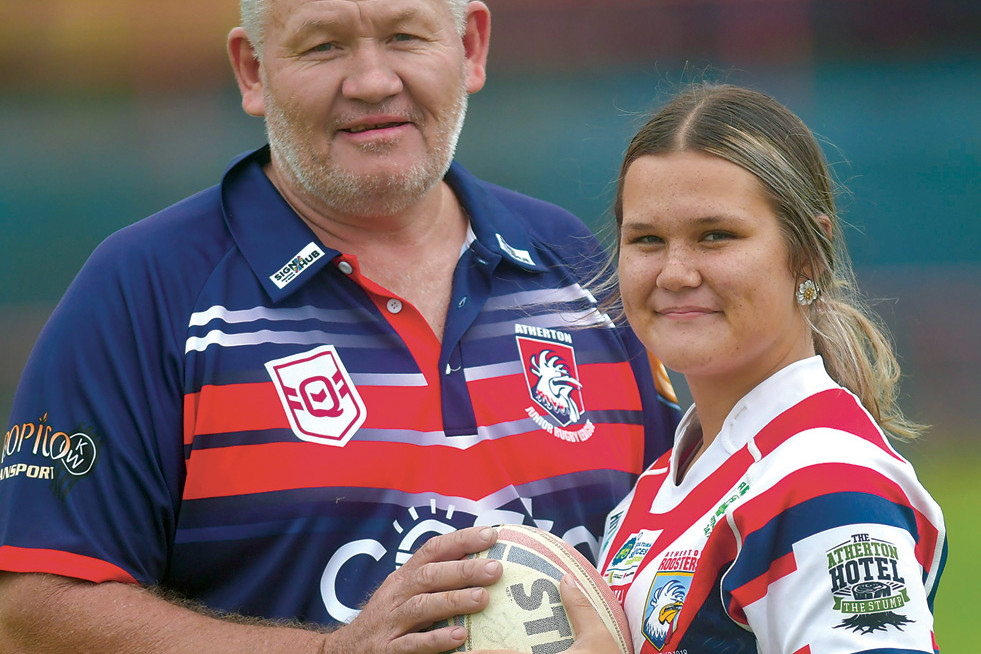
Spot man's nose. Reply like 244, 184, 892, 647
341, 42, 404, 103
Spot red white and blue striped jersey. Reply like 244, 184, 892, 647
597, 357, 946, 654
0, 147, 678, 625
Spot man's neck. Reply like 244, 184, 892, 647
265, 163, 469, 342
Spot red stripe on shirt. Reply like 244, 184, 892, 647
181, 426, 645, 501
733, 463, 939, 570
183, 382, 448, 440
727, 549, 798, 619
0, 545, 137, 584
754, 389, 902, 462
184, 383, 286, 442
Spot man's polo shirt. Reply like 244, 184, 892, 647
0, 147, 677, 625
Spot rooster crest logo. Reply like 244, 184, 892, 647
515, 331, 587, 431
529, 350, 583, 424
643, 576, 690, 650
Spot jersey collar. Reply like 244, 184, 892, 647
444, 162, 548, 273
220, 147, 548, 303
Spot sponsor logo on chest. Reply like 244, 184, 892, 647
604, 529, 660, 586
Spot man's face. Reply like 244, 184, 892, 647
255, 0, 481, 217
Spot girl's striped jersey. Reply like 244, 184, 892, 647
598, 357, 946, 654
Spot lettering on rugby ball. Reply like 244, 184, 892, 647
440, 525, 632, 654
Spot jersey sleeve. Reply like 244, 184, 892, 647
0, 226, 188, 586
721, 443, 946, 654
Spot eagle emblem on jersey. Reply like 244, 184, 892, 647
644, 576, 689, 649
827, 533, 915, 634
643, 549, 698, 650
265, 345, 367, 447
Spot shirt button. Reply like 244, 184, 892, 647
386, 298, 403, 314
337, 261, 354, 275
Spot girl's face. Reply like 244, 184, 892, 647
618, 151, 815, 394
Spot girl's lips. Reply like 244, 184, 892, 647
655, 306, 720, 319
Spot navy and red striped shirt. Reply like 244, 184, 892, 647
1, 147, 678, 625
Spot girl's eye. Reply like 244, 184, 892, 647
703, 231, 734, 242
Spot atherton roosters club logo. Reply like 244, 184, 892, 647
265, 345, 366, 446
515, 326, 594, 442
643, 549, 699, 650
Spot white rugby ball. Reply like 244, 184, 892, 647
440, 525, 632, 654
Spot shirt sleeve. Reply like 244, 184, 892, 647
722, 457, 946, 654
0, 227, 188, 586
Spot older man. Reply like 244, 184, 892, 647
0, 0, 677, 651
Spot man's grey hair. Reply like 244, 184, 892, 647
240, 0, 471, 59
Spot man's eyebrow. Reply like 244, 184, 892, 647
293, 17, 339, 34
291, 8, 434, 36
384, 7, 441, 31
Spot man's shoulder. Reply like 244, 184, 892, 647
69, 183, 238, 319
450, 164, 594, 240
472, 176, 589, 230
95, 184, 231, 269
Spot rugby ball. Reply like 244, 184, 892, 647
440, 525, 632, 654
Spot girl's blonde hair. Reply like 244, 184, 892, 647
613, 83, 922, 439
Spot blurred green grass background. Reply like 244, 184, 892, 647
911, 444, 975, 652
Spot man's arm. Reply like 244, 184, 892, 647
0, 527, 502, 654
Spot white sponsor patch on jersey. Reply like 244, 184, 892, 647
265, 345, 366, 446
270, 242, 325, 289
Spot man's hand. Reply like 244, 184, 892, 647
332, 526, 503, 654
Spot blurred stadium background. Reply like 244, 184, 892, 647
1, 0, 977, 647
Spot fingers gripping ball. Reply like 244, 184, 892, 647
440, 525, 632, 654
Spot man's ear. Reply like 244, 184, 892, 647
228, 27, 266, 117
461, 2, 491, 94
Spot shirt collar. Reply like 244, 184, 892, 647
444, 161, 548, 272
220, 148, 548, 303
675, 356, 839, 455
220, 147, 336, 303
669, 356, 839, 489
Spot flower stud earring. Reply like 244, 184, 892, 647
796, 279, 820, 306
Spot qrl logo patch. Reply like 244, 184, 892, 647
517, 337, 584, 427
265, 345, 366, 446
